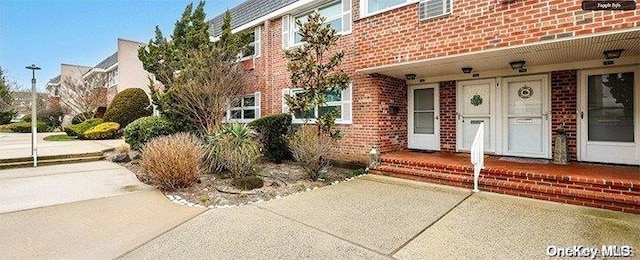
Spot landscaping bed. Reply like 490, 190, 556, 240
106, 150, 364, 207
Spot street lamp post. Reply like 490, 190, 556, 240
26, 64, 41, 167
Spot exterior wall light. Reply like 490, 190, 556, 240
405, 74, 417, 80
603, 49, 623, 59
509, 60, 526, 70
369, 146, 380, 168
461, 67, 473, 74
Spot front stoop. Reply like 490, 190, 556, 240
371, 156, 640, 214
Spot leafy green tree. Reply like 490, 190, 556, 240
283, 12, 350, 137
0, 67, 17, 124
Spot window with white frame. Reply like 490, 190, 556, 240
108, 70, 118, 87
226, 92, 261, 122
281, 0, 352, 48
240, 26, 261, 59
361, 0, 419, 17
281, 85, 352, 124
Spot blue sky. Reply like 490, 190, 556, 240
0, 0, 244, 91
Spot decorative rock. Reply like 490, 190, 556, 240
112, 153, 131, 163
275, 195, 282, 199
132, 153, 142, 160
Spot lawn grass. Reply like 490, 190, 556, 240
43, 134, 77, 141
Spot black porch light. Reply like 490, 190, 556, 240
405, 73, 417, 80
461, 67, 473, 74
509, 60, 526, 70
603, 49, 623, 59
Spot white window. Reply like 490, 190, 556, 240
240, 26, 261, 60
108, 70, 118, 87
282, 0, 352, 48
281, 85, 352, 124
226, 92, 261, 123
360, 0, 418, 17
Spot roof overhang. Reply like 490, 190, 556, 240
358, 28, 640, 82
82, 68, 107, 79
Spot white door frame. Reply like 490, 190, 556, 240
501, 74, 552, 158
577, 65, 640, 165
456, 78, 497, 153
408, 83, 440, 150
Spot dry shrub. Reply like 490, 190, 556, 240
116, 144, 131, 153
288, 125, 336, 180
204, 123, 261, 179
141, 133, 204, 190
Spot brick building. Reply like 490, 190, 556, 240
211, 0, 639, 167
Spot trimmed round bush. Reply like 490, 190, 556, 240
124, 116, 176, 150
64, 118, 103, 137
247, 113, 292, 163
9, 121, 47, 133
82, 122, 120, 140
103, 88, 152, 128
141, 133, 204, 191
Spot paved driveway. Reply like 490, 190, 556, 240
125, 175, 640, 259
1, 163, 638, 259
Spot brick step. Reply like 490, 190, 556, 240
374, 165, 640, 214
0, 156, 105, 170
381, 158, 640, 193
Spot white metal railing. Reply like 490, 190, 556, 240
470, 122, 485, 192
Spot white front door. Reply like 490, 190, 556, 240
457, 79, 495, 152
408, 84, 440, 150
579, 66, 640, 165
502, 75, 550, 158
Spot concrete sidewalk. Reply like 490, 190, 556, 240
0, 132, 124, 160
0, 161, 205, 259
125, 175, 640, 259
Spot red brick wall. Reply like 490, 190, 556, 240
439, 81, 456, 152
551, 70, 578, 161
352, 0, 640, 70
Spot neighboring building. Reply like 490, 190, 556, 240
83, 38, 155, 104
208, 0, 640, 166
10, 91, 48, 119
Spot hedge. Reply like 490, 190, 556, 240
83, 122, 120, 140
124, 116, 176, 150
9, 121, 47, 133
248, 113, 292, 163
64, 118, 103, 137
103, 88, 152, 128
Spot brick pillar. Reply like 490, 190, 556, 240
439, 81, 456, 152
551, 70, 578, 161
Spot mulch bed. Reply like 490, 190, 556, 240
106, 150, 365, 207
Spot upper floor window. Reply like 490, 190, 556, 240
239, 26, 261, 60
419, 0, 452, 20
360, 0, 418, 17
108, 70, 118, 87
282, 0, 352, 49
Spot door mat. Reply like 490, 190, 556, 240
499, 157, 550, 164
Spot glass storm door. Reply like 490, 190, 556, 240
580, 67, 640, 165
457, 79, 495, 152
408, 84, 439, 150
502, 75, 550, 158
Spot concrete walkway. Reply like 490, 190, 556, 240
124, 175, 640, 259
0, 161, 204, 259
0, 132, 124, 160
2, 162, 638, 259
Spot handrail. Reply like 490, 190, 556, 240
470, 122, 484, 192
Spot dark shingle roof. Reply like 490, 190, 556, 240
47, 74, 61, 85
208, 0, 301, 37
94, 52, 118, 70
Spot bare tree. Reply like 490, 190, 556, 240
59, 74, 108, 121
172, 49, 245, 135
